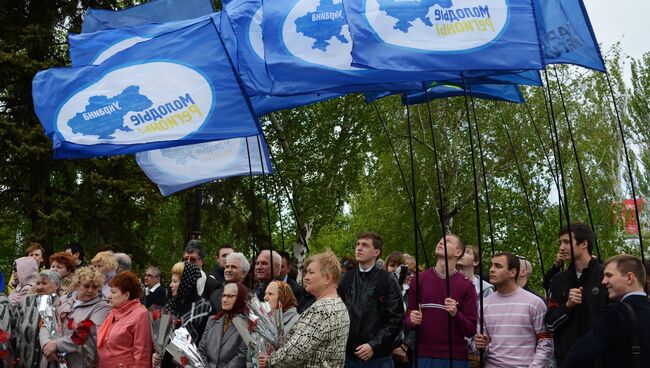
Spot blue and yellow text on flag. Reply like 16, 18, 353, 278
33, 17, 262, 159
342, 0, 544, 72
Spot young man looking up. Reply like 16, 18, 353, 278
405, 234, 477, 368
544, 223, 608, 367
563, 255, 650, 368
474, 252, 553, 368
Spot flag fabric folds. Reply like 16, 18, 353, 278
219, 3, 342, 115
70, 16, 211, 66
136, 135, 272, 196
81, 0, 215, 33
343, 0, 544, 72
33, 17, 262, 159
365, 83, 524, 104
404, 83, 525, 105
534, 0, 605, 71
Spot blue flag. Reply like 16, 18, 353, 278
136, 135, 272, 196
365, 82, 524, 104
405, 83, 524, 104
261, 0, 470, 95
343, 0, 543, 72
70, 16, 211, 66
534, 0, 605, 71
219, 3, 342, 115
261, 0, 544, 95
81, 0, 215, 33
33, 17, 262, 159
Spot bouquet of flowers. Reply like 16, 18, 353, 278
67, 319, 97, 367
0, 328, 16, 367
148, 309, 176, 367
246, 299, 284, 351
166, 327, 205, 368
37, 295, 69, 368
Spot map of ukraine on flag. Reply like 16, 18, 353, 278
32, 17, 262, 159
343, 0, 544, 72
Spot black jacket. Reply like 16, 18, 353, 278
210, 266, 226, 288
562, 294, 650, 368
338, 267, 404, 360
544, 259, 608, 365
142, 285, 167, 309
201, 274, 220, 300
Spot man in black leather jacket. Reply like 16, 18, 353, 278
544, 223, 608, 367
338, 232, 404, 368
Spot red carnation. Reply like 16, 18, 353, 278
0, 329, 9, 344
180, 355, 188, 367
0, 349, 7, 358
152, 310, 161, 321
70, 320, 95, 345
80, 320, 95, 329
67, 319, 77, 331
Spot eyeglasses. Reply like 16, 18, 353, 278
144, 274, 159, 278
183, 256, 199, 263
222, 294, 237, 299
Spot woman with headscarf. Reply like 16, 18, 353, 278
97, 271, 152, 368
9, 256, 38, 307
264, 281, 300, 332
41, 267, 111, 368
12, 269, 60, 368
199, 282, 249, 368
152, 262, 212, 368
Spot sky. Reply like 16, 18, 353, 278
584, 0, 650, 63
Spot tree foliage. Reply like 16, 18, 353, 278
0, 1, 647, 293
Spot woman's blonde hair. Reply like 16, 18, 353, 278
72, 266, 105, 289
171, 262, 184, 277
304, 250, 342, 286
90, 251, 117, 271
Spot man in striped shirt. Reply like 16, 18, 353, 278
474, 252, 553, 368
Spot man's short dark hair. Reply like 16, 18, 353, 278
605, 255, 646, 289
217, 244, 235, 256
356, 232, 383, 258
278, 251, 291, 262
559, 222, 594, 255
185, 239, 205, 260
66, 242, 84, 261
494, 252, 520, 281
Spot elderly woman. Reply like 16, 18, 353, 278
91, 251, 117, 300
264, 281, 300, 332
153, 262, 212, 368
258, 251, 350, 368
97, 271, 152, 368
199, 282, 249, 368
8, 256, 38, 307
41, 267, 112, 367
12, 269, 60, 368
50, 251, 78, 297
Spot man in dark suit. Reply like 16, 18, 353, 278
184, 240, 220, 299
563, 254, 650, 368
142, 266, 166, 308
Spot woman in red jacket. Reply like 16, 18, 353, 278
97, 271, 153, 368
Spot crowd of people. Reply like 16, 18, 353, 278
0, 222, 649, 368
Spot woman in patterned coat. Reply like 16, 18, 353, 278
258, 251, 350, 368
